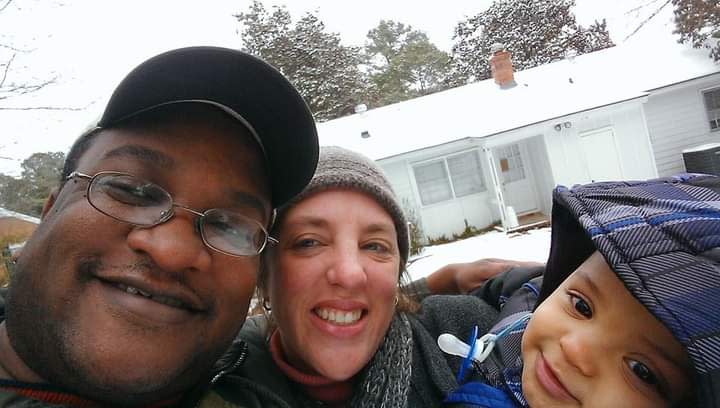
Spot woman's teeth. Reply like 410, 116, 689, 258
314, 308, 362, 325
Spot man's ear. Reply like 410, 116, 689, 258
40, 187, 59, 220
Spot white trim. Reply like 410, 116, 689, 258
699, 86, 720, 133
638, 103, 660, 178
484, 147, 508, 230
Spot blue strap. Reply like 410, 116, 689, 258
444, 381, 517, 407
456, 325, 479, 383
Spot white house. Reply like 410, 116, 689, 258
316, 34, 720, 241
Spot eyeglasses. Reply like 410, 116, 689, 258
66, 171, 277, 257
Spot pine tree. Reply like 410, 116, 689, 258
673, 0, 720, 61
236, 1, 366, 121
0, 151, 65, 216
365, 20, 452, 107
449, 0, 614, 85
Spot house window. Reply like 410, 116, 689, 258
497, 144, 526, 183
448, 151, 485, 197
414, 160, 453, 205
703, 88, 720, 131
413, 150, 486, 206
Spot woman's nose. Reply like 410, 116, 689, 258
326, 247, 367, 290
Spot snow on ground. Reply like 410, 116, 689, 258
406, 227, 551, 281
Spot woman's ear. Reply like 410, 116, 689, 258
40, 188, 59, 220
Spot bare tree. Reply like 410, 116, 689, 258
0, 0, 82, 111
625, 0, 720, 62
623, 0, 673, 41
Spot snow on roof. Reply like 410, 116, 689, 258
317, 33, 720, 161
0, 208, 41, 224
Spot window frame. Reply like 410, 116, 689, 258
702, 87, 720, 132
412, 149, 486, 207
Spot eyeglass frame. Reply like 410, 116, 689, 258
65, 170, 278, 257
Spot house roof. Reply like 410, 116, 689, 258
0, 208, 41, 224
317, 33, 720, 161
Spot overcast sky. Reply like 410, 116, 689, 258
0, 0, 674, 176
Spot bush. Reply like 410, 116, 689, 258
401, 198, 425, 256
0, 234, 25, 287
427, 234, 452, 246
427, 219, 491, 246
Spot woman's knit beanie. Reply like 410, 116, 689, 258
275, 146, 410, 265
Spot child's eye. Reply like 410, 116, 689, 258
570, 293, 593, 318
628, 360, 658, 386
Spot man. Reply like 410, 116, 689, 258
0, 47, 318, 407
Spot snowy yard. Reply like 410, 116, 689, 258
407, 227, 551, 281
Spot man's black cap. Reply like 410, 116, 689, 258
97, 46, 319, 208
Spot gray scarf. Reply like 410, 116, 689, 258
350, 312, 413, 408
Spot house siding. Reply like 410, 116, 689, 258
526, 135, 554, 217
380, 141, 499, 241
544, 102, 657, 188
644, 75, 720, 176
379, 159, 419, 223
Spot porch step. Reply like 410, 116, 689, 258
506, 219, 550, 234
494, 211, 550, 234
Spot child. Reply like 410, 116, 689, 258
445, 174, 720, 407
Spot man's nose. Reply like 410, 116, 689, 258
326, 246, 367, 290
559, 328, 601, 377
126, 212, 212, 274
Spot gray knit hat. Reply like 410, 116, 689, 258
276, 146, 410, 265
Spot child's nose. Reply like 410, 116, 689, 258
559, 330, 599, 377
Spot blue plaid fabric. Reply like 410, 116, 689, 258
554, 174, 720, 406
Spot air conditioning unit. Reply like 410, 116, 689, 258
682, 143, 720, 176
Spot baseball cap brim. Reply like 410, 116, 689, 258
97, 46, 319, 208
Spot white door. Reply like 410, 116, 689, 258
494, 143, 538, 214
579, 128, 624, 182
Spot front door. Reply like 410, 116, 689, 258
579, 127, 624, 182
494, 143, 538, 215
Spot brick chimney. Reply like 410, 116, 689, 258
489, 43, 515, 87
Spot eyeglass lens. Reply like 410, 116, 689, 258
86, 173, 268, 256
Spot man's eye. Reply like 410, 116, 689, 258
104, 181, 166, 206
570, 294, 592, 318
204, 218, 235, 232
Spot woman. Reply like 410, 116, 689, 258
211, 146, 539, 407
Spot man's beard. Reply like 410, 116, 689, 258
4, 255, 225, 407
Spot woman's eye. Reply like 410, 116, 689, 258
364, 242, 389, 253
294, 238, 319, 248
570, 294, 592, 318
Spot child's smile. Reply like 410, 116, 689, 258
520, 252, 692, 407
